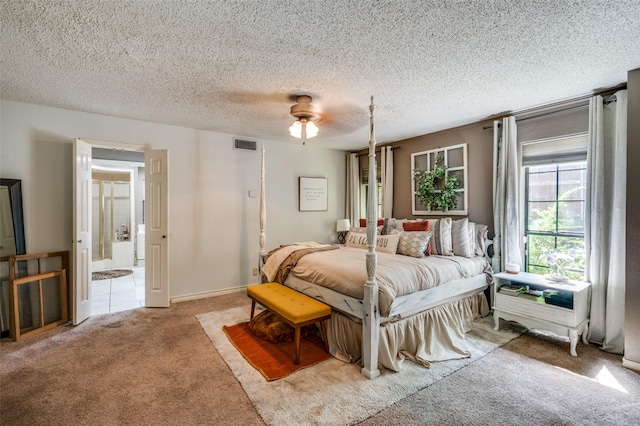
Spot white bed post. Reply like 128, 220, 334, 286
362, 96, 381, 379
259, 144, 266, 282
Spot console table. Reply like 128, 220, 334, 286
493, 271, 591, 356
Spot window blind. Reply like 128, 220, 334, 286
522, 132, 588, 166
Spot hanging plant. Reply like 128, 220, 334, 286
413, 155, 460, 211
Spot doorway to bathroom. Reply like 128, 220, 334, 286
74, 138, 168, 325
90, 149, 146, 314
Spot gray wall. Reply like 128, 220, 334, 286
625, 68, 640, 367
378, 120, 495, 232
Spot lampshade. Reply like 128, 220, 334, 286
336, 219, 351, 232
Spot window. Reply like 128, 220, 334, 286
522, 133, 588, 280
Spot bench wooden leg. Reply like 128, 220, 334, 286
250, 300, 256, 319
294, 327, 301, 365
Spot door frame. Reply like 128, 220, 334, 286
72, 138, 169, 324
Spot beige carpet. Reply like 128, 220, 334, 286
359, 330, 640, 425
197, 307, 522, 425
0, 293, 264, 426
2, 291, 638, 425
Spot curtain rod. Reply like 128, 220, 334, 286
353, 146, 400, 156
517, 103, 589, 123
483, 102, 588, 130
483, 85, 625, 130
482, 99, 619, 130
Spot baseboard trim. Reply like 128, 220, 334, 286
622, 357, 640, 373
171, 285, 247, 303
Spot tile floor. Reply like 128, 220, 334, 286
91, 266, 145, 315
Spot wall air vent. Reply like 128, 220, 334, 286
233, 138, 257, 152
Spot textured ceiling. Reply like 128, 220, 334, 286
2, 1, 639, 150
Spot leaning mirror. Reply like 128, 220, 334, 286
1, 178, 26, 338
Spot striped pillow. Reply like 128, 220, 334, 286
427, 218, 453, 256
452, 218, 472, 257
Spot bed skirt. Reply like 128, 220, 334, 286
326, 292, 489, 372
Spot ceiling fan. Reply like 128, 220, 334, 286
288, 95, 324, 145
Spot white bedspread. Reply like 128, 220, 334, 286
288, 246, 490, 317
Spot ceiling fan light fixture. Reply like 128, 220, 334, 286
289, 95, 321, 145
289, 118, 319, 139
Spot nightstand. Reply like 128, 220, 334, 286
493, 271, 591, 356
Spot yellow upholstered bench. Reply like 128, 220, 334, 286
247, 282, 331, 364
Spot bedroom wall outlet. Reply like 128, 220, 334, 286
252, 268, 258, 276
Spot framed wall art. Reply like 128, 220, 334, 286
411, 143, 468, 215
299, 177, 328, 211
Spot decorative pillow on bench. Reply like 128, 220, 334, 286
248, 310, 315, 343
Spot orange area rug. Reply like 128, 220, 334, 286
222, 322, 331, 381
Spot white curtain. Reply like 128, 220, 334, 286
492, 116, 523, 272
345, 152, 360, 227
585, 90, 627, 354
380, 146, 394, 218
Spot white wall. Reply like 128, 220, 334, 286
0, 100, 346, 299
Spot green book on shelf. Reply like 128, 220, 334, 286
519, 293, 546, 304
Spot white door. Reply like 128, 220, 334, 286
145, 149, 169, 307
73, 139, 92, 324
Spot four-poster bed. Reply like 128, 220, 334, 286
258, 97, 492, 379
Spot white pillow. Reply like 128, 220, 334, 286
394, 219, 407, 231
451, 218, 472, 257
344, 231, 400, 254
474, 223, 489, 257
467, 222, 477, 257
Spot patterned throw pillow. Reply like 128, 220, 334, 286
427, 218, 453, 256
396, 231, 432, 258
401, 220, 431, 255
359, 218, 385, 227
